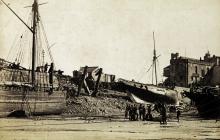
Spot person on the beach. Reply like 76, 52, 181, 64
129, 105, 133, 121
134, 105, 138, 121
138, 104, 143, 120
142, 105, 146, 121
160, 104, 167, 124
125, 104, 130, 119
177, 109, 181, 122
146, 105, 153, 121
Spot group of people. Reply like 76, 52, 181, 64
36, 63, 49, 72
125, 104, 153, 121
125, 103, 181, 124
9, 62, 20, 69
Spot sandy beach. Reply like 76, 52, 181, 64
0, 114, 219, 140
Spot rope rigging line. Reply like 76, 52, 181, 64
14, 38, 20, 62
152, 60, 154, 84
34, 14, 38, 68
6, 31, 21, 61
15, 36, 23, 63
6, 8, 31, 61
39, 14, 55, 67
37, 21, 44, 66
28, 39, 32, 68
17, 34, 25, 64
28, 12, 33, 68
136, 55, 162, 83
16, 29, 29, 65
136, 58, 152, 82
136, 67, 147, 81
20, 36, 26, 64
36, 24, 40, 67
6, 10, 33, 67
156, 58, 164, 83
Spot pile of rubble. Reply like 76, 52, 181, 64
63, 89, 193, 119
64, 90, 131, 117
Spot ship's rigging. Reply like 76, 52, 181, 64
0, 0, 66, 117
1, 0, 54, 85
136, 32, 162, 85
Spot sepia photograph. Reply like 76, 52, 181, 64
0, 0, 220, 139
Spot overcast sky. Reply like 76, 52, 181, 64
1, 0, 220, 84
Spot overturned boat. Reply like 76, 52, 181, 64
113, 79, 179, 105
0, 0, 66, 117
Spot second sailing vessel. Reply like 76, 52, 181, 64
114, 32, 179, 105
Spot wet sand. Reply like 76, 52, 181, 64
0, 114, 220, 140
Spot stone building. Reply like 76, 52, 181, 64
73, 66, 115, 83
201, 65, 220, 86
163, 52, 220, 87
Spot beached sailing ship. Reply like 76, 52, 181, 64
184, 86, 220, 118
114, 32, 179, 105
184, 64, 220, 118
0, 0, 66, 117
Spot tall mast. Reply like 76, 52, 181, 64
0, 0, 37, 86
31, 0, 38, 86
153, 32, 157, 85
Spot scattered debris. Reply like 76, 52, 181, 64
64, 90, 131, 117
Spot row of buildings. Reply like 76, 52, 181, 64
71, 51, 220, 89
163, 52, 220, 87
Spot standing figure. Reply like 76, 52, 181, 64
139, 104, 143, 120
44, 63, 48, 72
160, 104, 167, 124
134, 105, 138, 121
125, 104, 130, 119
142, 105, 146, 121
177, 109, 181, 122
147, 105, 153, 121
129, 105, 133, 121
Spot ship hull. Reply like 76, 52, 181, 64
113, 79, 178, 105
185, 91, 220, 118
0, 90, 66, 117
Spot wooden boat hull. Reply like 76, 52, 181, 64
184, 89, 220, 118
113, 80, 178, 105
0, 90, 66, 117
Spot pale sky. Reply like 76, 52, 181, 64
1, 0, 220, 84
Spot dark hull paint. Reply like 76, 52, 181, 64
185, 91, 220, 118
113, 80, 178, 105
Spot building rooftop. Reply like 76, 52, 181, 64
79, 66, 99, 73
